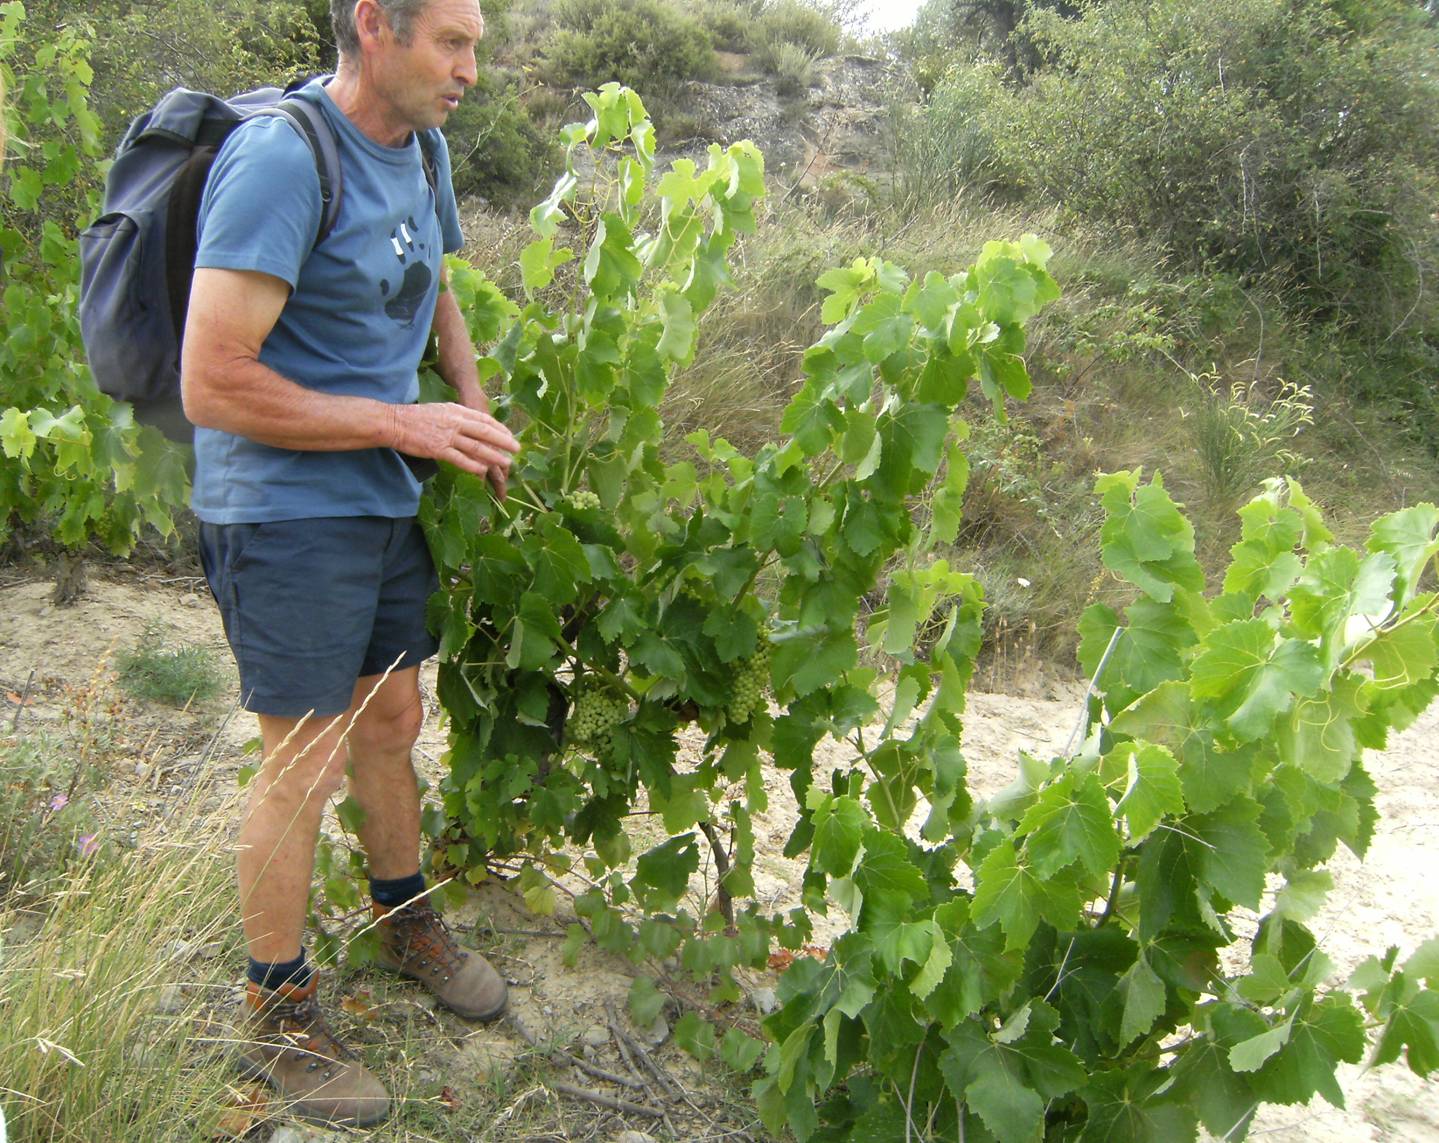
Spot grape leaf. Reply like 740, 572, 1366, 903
1289, 548, 1396, 667
1367, 503, 1439, 603
1274, 674, 1366, 784
1110, 682, 1258, 812
972, 838, 1083, 950
1169, 1035, 1258, 1141
811, 794, 866, 877
1117, 955, 1167, 1047
852, 829, 929, 925
1190, 796, 1269, 908
1250, 996, 1366, 1107
1190, 620, 1324, 741
1102, 742, 1185, 843
1076, 1066, 1197, 1142
1095, 470, 1205, 603
634, 833, 699, 909
1018, 770, 1122, 879
1224, 497, 1304, 602
1371, 989, 1439, 1076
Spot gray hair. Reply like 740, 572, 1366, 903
331, 0, 431, 55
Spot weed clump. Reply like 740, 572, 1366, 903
117, 622, 226, 707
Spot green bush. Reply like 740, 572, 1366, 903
542, 0, 717, 96
444, 79, 557, 209
699, 0, 760, 53
117, 623, 227, 708
887, 62, 1014, 214
755, 38, 820, 96
59, 0, 325, 143
754, 0, 841, 58
994, 0, 1439, 346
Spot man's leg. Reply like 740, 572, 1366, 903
238, 712, 349, 964
345, 666, 508, 1020
344, 666, 425, 880
232, 707, 389, 1128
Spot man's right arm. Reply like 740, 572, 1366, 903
181, 266, 519, 479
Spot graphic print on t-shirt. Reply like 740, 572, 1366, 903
380, 215, 432, 328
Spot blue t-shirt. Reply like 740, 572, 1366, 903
190, 80, 465, 524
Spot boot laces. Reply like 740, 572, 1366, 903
269, 988, 356, 1066
386, 898, 465, 976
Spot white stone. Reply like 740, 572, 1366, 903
749, 987, 778, 1015
581, 1024, 610, 1048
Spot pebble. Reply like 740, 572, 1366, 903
611, 1133, 659, 1143
581, 1024, 610, 1048
637, 1014, 669, 1048
749, 987, 778, 1015
153, 983, 186, 1015
268, 1127, 348, 1143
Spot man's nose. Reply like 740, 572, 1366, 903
456, 46, 477, 88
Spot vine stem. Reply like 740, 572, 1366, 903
697, 818, 736, 927
1095, 861, 1127, 928
1065, 625, 1121, 757
904, 1028, 929, 1143
1337, 590, 1439, 674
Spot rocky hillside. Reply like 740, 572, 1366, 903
654, 52, 914, 189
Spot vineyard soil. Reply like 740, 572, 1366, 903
1, 568, 1436, 1140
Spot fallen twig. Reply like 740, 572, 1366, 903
605, 1003, 648, 1086
508, 1011, 646, 1091
10, 668, 35, 732
607, 1008, 684, 1102
547, 1079, 665, 1118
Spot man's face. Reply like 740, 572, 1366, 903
374, 0, 483, 134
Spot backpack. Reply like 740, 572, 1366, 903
77, 80, 438, 444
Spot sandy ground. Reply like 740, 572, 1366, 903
1, 569, 1436, 1139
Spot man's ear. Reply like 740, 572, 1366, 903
352, 0, 389, 50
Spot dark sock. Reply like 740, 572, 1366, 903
247, 950, 312, 992
370, 870, 426, 908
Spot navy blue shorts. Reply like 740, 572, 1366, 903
197, 516, 439, 718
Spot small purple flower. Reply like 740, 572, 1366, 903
48, 793, 69, 813
76, 834, 99, 858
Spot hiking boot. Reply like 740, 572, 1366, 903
233, 976, 389, 1128
373, 897, 508, 1020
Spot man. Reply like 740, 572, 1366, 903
181, 0, 518, 1127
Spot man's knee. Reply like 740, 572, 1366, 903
257, 718, 350, 806
350, 686, 424, 759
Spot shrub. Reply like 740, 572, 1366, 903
995, 0, 1439, 346
541, 0, 717, 96
700, 0, 760, 53
444, 79, 558, 209
886, 62, 1014, 215
754, 0, 841, 58
756, 38, 820, 96
1186, 374, 1314, 518
117, 622, 227, 707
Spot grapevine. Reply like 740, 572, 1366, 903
408, 84, 1439, 1140
567, 684, 628, 750
725, 644, 771, 725
0, 5, 189, 556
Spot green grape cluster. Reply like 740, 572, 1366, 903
565, 489, 601, 511
726, 644, 772, 724
569, 685, 627, 749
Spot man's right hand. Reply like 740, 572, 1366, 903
388, 402, 520, 489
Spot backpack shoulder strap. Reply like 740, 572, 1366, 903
273, 97, 344, 247
417, 128, 440, 199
